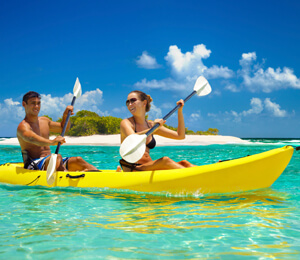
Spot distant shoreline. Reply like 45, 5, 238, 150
0, 134, 251, 146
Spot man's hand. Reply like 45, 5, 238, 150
61, 105, 74, 132
52, 136, 66, 146
64, 105, 74, 116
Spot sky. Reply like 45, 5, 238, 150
0, 0, 299, 138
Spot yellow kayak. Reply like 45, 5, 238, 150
0, 146, 294, 195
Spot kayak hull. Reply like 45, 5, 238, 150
0, 146, 294, 195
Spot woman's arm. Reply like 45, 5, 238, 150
153, 99, 186, 140
120, 119, 136, 143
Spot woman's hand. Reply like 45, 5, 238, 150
177, 99, 184, 111
154, 119, 166, 128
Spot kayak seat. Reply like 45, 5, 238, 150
119, 159, 142, 172
21, 150, 39, 170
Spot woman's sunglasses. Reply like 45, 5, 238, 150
126, 98, 138, 106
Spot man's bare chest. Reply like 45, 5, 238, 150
29, 120, 50, 138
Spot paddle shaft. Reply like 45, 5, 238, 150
55, 96, 76, 154
146, 90, 197, 136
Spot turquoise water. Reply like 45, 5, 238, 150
0, 139, 299, 259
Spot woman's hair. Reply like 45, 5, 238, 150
130, 90, 152, 112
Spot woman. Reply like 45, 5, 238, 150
119, 90, 195, 172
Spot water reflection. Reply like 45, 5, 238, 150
73, 188, 292, 234
1, 183, 298, 258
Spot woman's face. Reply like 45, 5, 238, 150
126, 92, 146, 115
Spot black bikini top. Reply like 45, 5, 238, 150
133, 118, 156, 149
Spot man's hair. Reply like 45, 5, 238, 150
22, 91, 41, 103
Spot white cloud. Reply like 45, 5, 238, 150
112, 106, 128, 114
164, 44, 233, 81
204, 65, 235, 79
134, 46, 300, 95
134, 78, 188, 92
0, 98, 24, 124
0, 89, 105, 132
147, 103, 162, 120
239, 52, 300, 92
225, 83, 240, 92
189, 112, 201, 122
165, 44, 210, 78
264, 98, 287, 117
76, 88, 104, 114
39, 88, 105, 119
136, 51, 161, 69
241, 98, 264, 117
208, 97, 289, 122
134, 44, 234, 93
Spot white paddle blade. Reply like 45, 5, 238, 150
46, 154, 57, 185
73, 77, 82, 99
194, 76, 212, 96
120, 134, 147, 163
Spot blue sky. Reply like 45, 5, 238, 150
1, 0, 299, 138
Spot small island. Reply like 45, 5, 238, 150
49, 110, 220, 136
0, 110, 249, 146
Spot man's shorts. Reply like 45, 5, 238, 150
26, 155, 70, 170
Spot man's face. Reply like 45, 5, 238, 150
23, 97, 41, 116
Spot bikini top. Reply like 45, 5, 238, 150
133, 118, 156, 149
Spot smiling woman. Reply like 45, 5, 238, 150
119, 90, 196, 172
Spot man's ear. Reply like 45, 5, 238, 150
22, 101, 26, 108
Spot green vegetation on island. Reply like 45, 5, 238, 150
44, 110, 218, 136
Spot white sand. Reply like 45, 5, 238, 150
0, 134, 250, 146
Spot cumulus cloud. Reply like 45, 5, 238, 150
204, 65, 235, 79
134, 78, 188, 92
0, 99, 24, 124
136, 51, 161, 69
147, 103, 162, 120
208, 97, 289, 122
134, 45, 300, 95
0, 89, 105, 131
264, 98, 287, 117
165, 44, 210, 78
189, 112, 201, 122
165, 44, 233, 81
134, 44, 234, 93
225, 83, 240, 92
238, 52, 300, 92
241, 98, 264, 117
39, 88, 105, 119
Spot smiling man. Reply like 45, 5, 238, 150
17, 91, 98, 172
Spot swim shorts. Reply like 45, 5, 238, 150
26, 155, 70, 170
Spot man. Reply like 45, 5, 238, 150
17, 91, 98, 171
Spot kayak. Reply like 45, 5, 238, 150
0, 146, 294, 195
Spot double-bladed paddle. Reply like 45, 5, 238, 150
46, 78, 82, 185
119, 76, 212, 163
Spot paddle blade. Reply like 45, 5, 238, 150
120, 134, 147, 163
73, 77, 82, 99
194, 76, 212, 96
46, 154, 57, 185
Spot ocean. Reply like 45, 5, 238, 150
0, 138, 299, 259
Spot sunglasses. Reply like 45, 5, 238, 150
126, 98, 138, 106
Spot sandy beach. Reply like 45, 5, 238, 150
0, 134, 250, 146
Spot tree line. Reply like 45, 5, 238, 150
45, 110, 219, 136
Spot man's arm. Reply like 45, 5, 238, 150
17, 122, 65, 146
49, 105, 74, 134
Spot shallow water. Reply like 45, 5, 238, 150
0, 139, 299, 259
